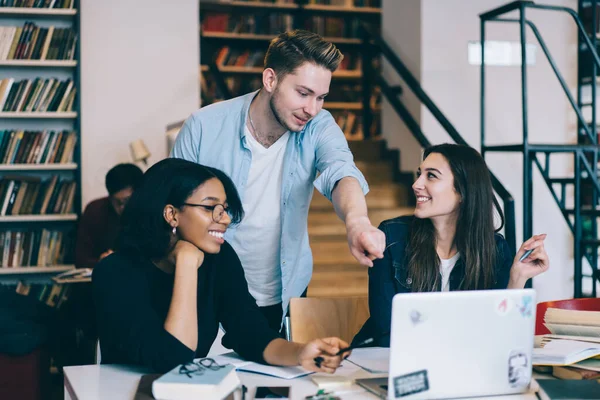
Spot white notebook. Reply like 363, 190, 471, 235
211, 352, 313, 379
346, 347, 389, 374
533, 339, 600, 366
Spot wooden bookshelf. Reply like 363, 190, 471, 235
0, 60, 77, 67
325, 102, 363, 110
202, 64, 361, 78
0, 7, 77, 17
0, 163, 78, 171
201, 0, 299, 12
199, 1, 380, 15
303, 4, 381, 15
0, 112, 77, 119
203, 31, 275, 41
199, 0, 381, 136
0, 214, 78, 222
203, 31, 362, 45
0, 265, 74, 275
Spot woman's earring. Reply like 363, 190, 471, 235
172, 227, 176, 235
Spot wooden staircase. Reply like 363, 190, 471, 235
307, 141, 414, 297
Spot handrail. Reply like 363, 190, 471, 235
359, 24, 516, 254
493, 17, 596, 143
480, 0, 600, 296
479, 0, 534, 20
481, 1, 600, 73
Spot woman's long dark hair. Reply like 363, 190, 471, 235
407, 144, 504, 291
116, 158, 244, 260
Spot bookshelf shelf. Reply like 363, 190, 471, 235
303, 4, 381, 15
201, 0, 299, 12
325, 102, 362, 110
203, 31, 275, 41
202, 31, 362, 46
0, 214, 78, 222
0, 60, 77, 67
0, 163, 77, 171
201, 64, 361, 78
0, 112, 77, 119
199, 1, 380, 15
0, 265, 74, 275
0, 7, 77, 17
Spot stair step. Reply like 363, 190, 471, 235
312, 242, 359, 264
355, 161, 394, 184
310, 185, 410, 210
309, 207, 413, 228
308, 270, 368, 297
563, 208, 600, 216
312, 263, 365, 273
348, 140, 385, 162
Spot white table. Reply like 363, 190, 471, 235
63, 362, 542, 400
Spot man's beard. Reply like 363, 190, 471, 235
269, 89, 304, 133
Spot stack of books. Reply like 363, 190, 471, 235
534, 308, 600, 381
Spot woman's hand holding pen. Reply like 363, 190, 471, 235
508, 233, 550, 289
297, 337, 351, 374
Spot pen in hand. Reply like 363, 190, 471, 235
519, 248, 534, 262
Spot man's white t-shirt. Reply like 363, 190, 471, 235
228, 126, 290, 307
440, 252, 460, 292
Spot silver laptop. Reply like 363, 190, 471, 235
358, 289, 536, 399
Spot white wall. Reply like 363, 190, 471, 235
384, 0, 586, 300
79, 0, 200, 205
381, 0, 423, 172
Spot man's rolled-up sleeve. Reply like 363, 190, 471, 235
312, 116, 369, 201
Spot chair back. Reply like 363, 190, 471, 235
289, 297, 369, 343
535, 298, 600, 335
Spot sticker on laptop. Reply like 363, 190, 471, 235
508, 349, 531, 389
495, 297, 514, 316
409, 310, 426, 325
518, 295, 533, 318
392, 370, 429, 398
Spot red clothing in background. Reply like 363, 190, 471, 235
75, 197, 119, 269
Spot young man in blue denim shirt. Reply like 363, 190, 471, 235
171, 30, 385, 331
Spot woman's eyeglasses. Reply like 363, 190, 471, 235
182, 203, 230, 223
178, 358, 227, 378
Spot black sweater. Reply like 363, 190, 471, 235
92, 242, 279, 373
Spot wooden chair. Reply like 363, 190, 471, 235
288, 297, 370, 344
535, 298, 600, 335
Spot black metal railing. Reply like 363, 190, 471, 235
359, 24, 517, 255
480, 0, 600, 297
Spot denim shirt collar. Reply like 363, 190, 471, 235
240, 89, 307, 145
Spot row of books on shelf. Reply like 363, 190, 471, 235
0, 78, 76, 112
0, 23, 76, 61
16, 281, 71, 309
203, 13, 293, 36
1, 228, 71, 267
332, 110, 380, 139
203, 14, 371, 38
0, 0, 74, 8
211, 46, 361, 71
305, 0, 380, 5
0, 130, 76, 164
0, 175, 76, 216
301, 16, 363, 39
218, 0, 380, 8
214, 46, 265, 68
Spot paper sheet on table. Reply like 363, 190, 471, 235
210, 352, 312, 379
346, 347, 389, 374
